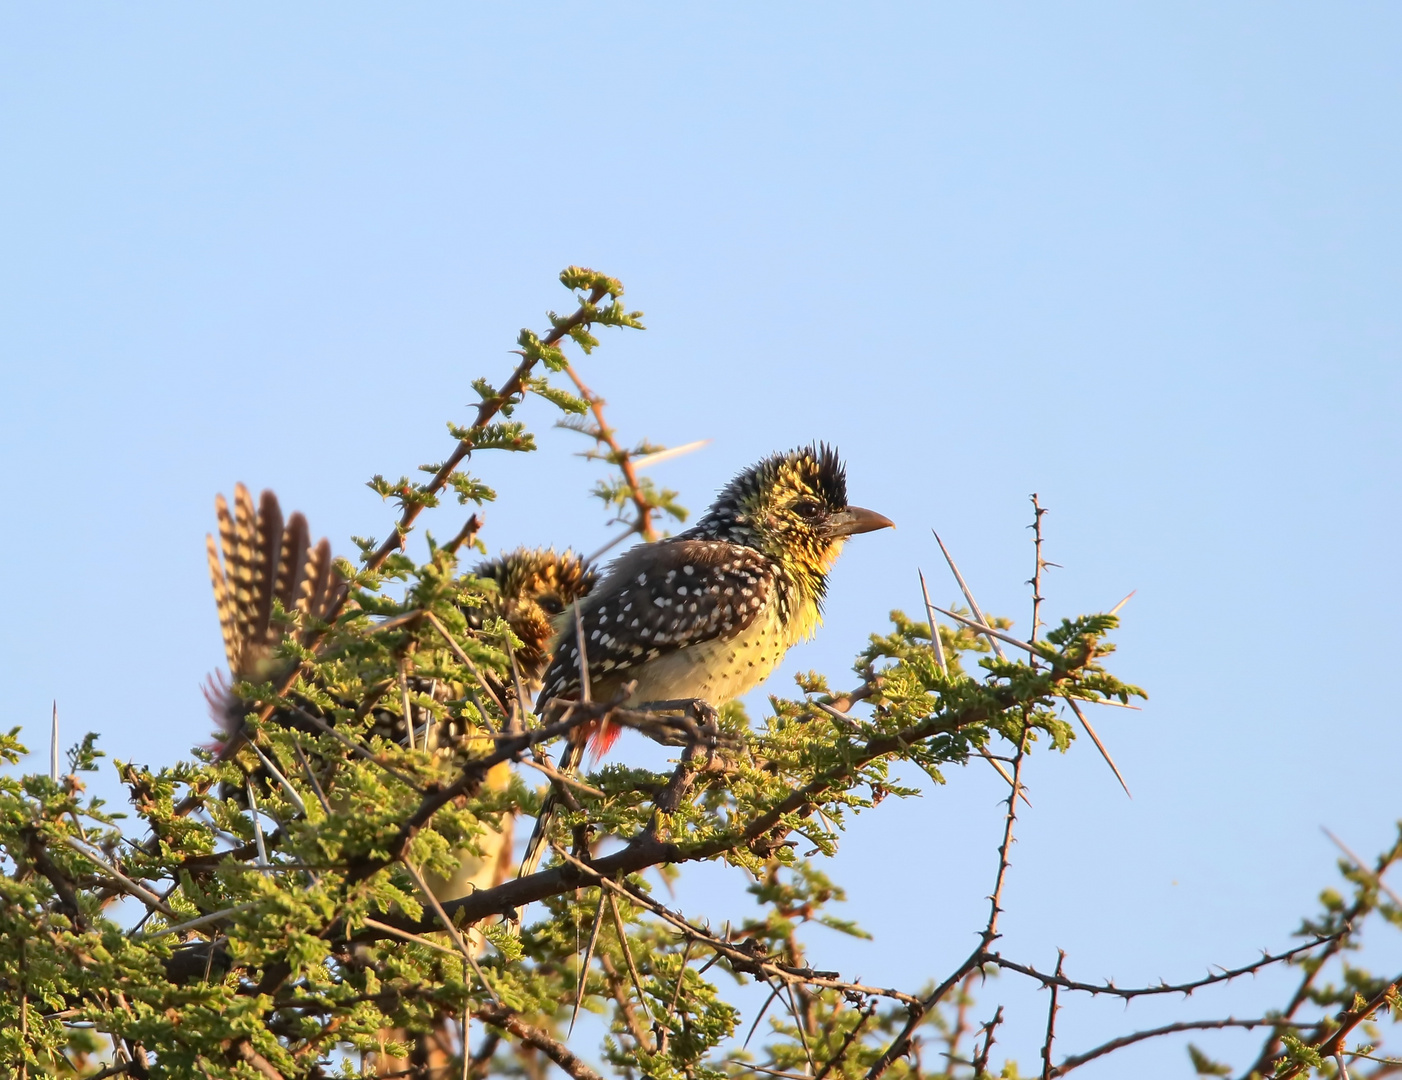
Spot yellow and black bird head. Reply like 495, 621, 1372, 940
468, 548, 597, 689
684, 443, 894, 603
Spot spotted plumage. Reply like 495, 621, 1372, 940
519, 444, 892, 881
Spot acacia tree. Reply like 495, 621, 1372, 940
1, 268, 1398, 1079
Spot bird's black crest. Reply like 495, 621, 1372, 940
722, 442, 846, 509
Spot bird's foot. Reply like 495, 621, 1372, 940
635, 697, 721, 750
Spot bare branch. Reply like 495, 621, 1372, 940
473, 1001, 606, 1080
1051, 1016, 1299, 1076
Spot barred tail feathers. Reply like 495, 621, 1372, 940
203, 485, 348, 750
517, 736, 588, 881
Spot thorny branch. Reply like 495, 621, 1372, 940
562, 363, 661, 546
10, 278, 1399, 1080
364, 280, 620, 574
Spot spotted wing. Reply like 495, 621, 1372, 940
535, 539, 777, 708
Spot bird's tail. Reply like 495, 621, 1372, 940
517, 735, 587, 882
204, 484, 347, 753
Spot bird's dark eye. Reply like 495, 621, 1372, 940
793, 498, 822, 520
538, 594, 565, 615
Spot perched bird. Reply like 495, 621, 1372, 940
519, 444, 893, 879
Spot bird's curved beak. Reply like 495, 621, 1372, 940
826, 506, 895, 538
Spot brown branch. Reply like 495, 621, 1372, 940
987, 932, 1345, 1001
865, 674, 1034, 1078
365, 283, 612, 574
545, 845, 923, 1010
971, 1005, 1005, 1077
1051, 1017, 1299, 1076
1274, 976, 1402, 1080
563, 363, 659, 543
1041, 950, 1065, 1080
346, 683, 1058, 940
473, 1001, 606, 1080
442, 513, 482, 557
227, 1039, 286, 1080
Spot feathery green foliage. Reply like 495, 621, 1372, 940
1, 269, 1397, 1079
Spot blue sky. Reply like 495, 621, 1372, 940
2, 5, 1399, 1075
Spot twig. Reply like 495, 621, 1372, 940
926, 603, 1049, 661
518, 756, 605, 798
933, 521, 1133, 795
584, 529, 640, 566
364, 282, 615, 574
631, 439, 710, 469
971, 1006, 1005, 1076
573, 600, 593, 705
362, 916, 471, 962
606, 889, 661, 1041
814, 1000, 876, 1080
230, 1038, 287, 1080
781, 982, 817, 1074
865, 701, 1031, 1079
280, 702, 425, 791
1050, 1016, 1297, 1075
504, 634, 532, 727
1274, 976, 1401, 1080
1029, 494, 1048, 661
442, 513, 482, 557
548, 845, 923, 1009
562, 363, 659, 543
724, 1065, 811, 1080
290, 736, 332, 815
821, 692, 1023, 807
1040, 950, 1065, 1080
1241, 832, 1402, 1078
987, 931, 1345, 1000
399, 657, 418, 751
248, 739, 308, 818
84, 1065, 132, 1080
473, 1000, 607, 1080
666, 937, 695, 1023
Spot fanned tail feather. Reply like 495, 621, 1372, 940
204, 484, 347, 751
